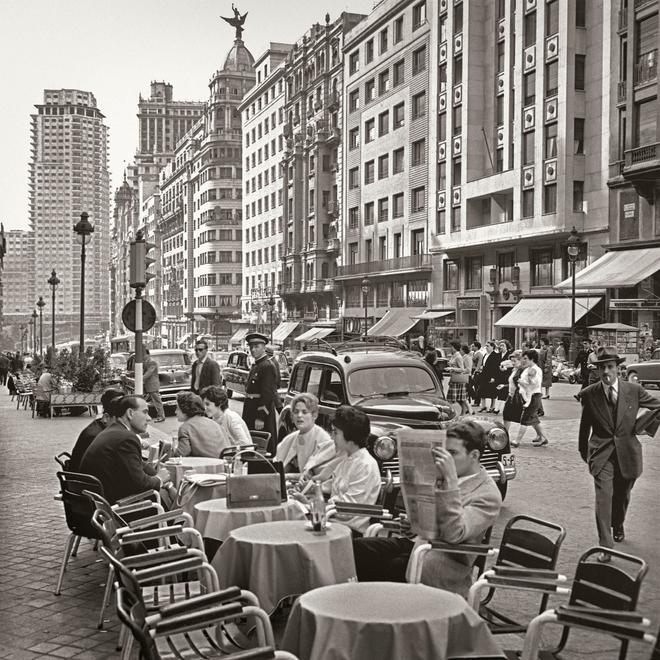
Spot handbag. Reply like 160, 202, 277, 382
226, 450, 282, 508
176, 473, 227, 509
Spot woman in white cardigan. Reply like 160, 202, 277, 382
514, 349, 549, 447
201, 385, 252, 447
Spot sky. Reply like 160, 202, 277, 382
0, 0, 376, 231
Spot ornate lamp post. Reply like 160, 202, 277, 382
567, 227, 581, 362
213, 310, 221, 350
36, 296, 46, 358
48, 269, 60, 352
268, 296, 276, 343
19, 324, 26, 354
73, 212, 94, 357
361, 277, 371, 339
31, 310, 38, 355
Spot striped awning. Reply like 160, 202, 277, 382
367, 309, 421, 338
272, 321, 300, 342
229, 327, 249, 344
295, 327, 335, 342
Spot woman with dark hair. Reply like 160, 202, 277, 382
201, 385, 251, 447
447, 341, 470, 415
479, 341, 501, 413
174, 391, 227, 457
493, 340, 513, 415
514, 349, 549, 447
423, 348, 445, 397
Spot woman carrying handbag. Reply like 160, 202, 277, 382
446, 341, 471, 415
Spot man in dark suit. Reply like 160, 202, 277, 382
579, 346, 660, 561
242, 332, 279, 451
79, 395, 171, 504
191, 340, 222, 396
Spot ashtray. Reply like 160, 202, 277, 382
304, 521, 332, 531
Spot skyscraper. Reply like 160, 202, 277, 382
29, 89, 110, 341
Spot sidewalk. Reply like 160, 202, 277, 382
0, 390, 121, 659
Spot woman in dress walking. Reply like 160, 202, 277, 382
446, 341, 470, 415
479, 341, 501, 413
502, 350, 525, 444
539, 337, 554, 399
514, 349, 549, 447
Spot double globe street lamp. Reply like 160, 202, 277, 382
73, 212, 94, 357
48, 269, 60, 352
361, 277, 371, 339
31, 309, 38, 356
567, 226, 581, 361
36, 296, 46, 358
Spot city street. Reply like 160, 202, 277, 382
0, 382, 658, 658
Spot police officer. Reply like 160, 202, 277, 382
242, 333, 279, 450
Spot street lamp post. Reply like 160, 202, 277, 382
73, 212, 95, 357
48, 269, 60, 352
361, 277, 371, 339
19, 324, 26, 354
267, 296, 276, 343
31, 310, 38, 356
213, 310, 220, 350
36, 296, 46, 358
567, 227, 581, 362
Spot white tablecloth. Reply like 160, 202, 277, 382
195, 498, 305, 541
281, 582, 505, 660
214, 520, 356, 612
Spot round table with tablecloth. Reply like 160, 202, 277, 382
213, 520, 356, 613
163, 457, 226, 487
281, 582, 505, 660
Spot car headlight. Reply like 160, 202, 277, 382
373, 435, 397, 460
487, 427, 508, 451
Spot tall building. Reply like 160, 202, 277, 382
240, 42, 293, 335
160, 19, 255, 348
29, 89, 111, 341
280, 12, 366, 332
1, 230, 35, 331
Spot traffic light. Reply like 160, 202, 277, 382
129, 230, 157, 289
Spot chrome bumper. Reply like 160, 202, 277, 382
486, 462, 517, 484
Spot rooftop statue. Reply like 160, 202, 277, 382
221, 3, 248, 40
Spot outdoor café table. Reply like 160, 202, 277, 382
281, 582, 505, 660
195, 497, 305, 542
213, 520, 356, 613
163, 457, 225, 488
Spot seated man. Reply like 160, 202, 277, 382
352, 420, 502, 598
69, 388, 124, 472
79, 395, 171, 504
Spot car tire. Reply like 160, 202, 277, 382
627, 371, 639, 384
497, 481, 508, 500
226, 388, 233, 398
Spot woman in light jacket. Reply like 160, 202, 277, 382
515, 349, 549, 447
201, 385, 252, 447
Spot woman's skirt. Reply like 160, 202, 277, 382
520, 393, 543, 426
502, 393, 524, 423
447, 380, 467, 403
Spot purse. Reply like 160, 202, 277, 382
226, 450, 282, 508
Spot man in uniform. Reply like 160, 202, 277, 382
242, 332, 279, 450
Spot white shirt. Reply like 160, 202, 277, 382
518, 363, 543, 404
602, 378, 619, 401
275, 424, 336, 475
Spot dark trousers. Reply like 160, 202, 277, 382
593, 453, 635, 548
352, 536, 414, 582
0, 369, 7, 386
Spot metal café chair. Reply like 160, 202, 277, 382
249, 430, 271, 454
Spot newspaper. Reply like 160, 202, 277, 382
397, 429, 446, 539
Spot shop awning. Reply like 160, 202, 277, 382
295, 327, 335, 342
588, 323, 640, 332
272, 321, 299, 343
495, 296, 602, 329
368, 309, 421, 338
411, 310, 455, 321
229, 327, 249, 344
555, 247, 660, 290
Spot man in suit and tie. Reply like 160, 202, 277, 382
191, 340, 222, 396
578, 346, 660, 561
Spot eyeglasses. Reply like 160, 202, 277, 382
195, 347, 206, 352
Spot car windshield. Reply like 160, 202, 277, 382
153, 353, 191, 369
347, 366, 438, 398
110, 356, 127, 369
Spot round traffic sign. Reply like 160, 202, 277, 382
122, 299, 156, 333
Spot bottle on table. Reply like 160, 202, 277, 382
310, 479, 327, 532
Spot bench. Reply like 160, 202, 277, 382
50, 392, 101, 418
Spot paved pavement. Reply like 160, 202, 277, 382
0, 383, 657, 659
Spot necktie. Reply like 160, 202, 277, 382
608, 385, 617, 409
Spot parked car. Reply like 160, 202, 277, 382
109, 352, 130, 384
278, 341, 516, 499
222, 349, 291, 398
122, 349, 192, 413
626, 349, 660, 387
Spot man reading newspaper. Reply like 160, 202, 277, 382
352, 420, 502, 598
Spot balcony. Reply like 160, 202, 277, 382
623, 142, 660, 202
336, 253, 433, 279
326, 237, 340, 253
325, 91, 339, 111
327, 200, 338, 216
325, 127, 340, 144
278, 281, 301, 295
324, 278, 335, 292
634, 50, 657, 86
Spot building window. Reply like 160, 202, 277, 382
349, 207, 359, 229
349, 89, 359, 112
349, 51, 359, 74
452, 105, 462, 135
411, 187, 425, 212
393, 102, 405, 128
497, 252, 514, 283
412, 0, 426, 30
543, 184, 557, 214
412, 45, 427, 75
436, 209, 446, 234
380, 28, 388, 53
349, 166, 360, 189
365, 118, 375, 143
378, 197, 389, 222
412, 91, 426, 119
635, 98, 656, 146
453, 56, 463, 84
378, 70, 390, 95
465, 256, 483, 290
532, 248, 554, 286
365, 79, 376, 103
544, 123, 558, 159
439, 63, 447, 92
497, 41, 505, 73
349, 243, 358, 265
545, 61, 558, 97
364, 159, 375, 184
365, 39, 374, 64
444, 259, 459, 290
378, 110, 389, 136
574, 118, 585, 154
411, 138, 426, 166
575, 55, 586, 90
496, 95, 504, 126
522, 189, 535, 218
523, 131, 535, 165
394, 16, 404, 43
438, 112, 447, 141
452, 157, 462, 184
576, 0, 586, 27
393, 147, 404, 173
454, 1, 463, 32
393, 59, 405, 86
524, 11, 536, 48
438, 161, 447, 188
451, 207, 461, 232
573, 180, 584, 212
349, 127, 360, 149
378, 153, 389, 178
524, 72, 536, 106
364, 202, 375, 225
546, 0, 558, 36
393, 192, 405, 218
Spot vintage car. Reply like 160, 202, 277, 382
277, 341, 516, 499
122, 349, 192, 413
222, 350, 291, 398
626, 349, 660, 387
